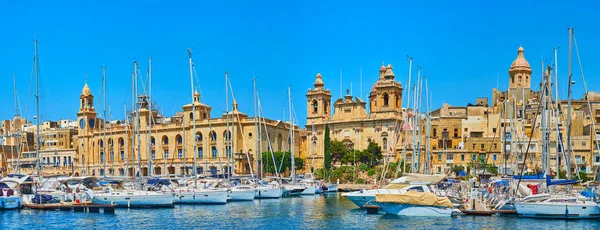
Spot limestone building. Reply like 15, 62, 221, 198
304, 64, 404, 171
75, 82, 301, 177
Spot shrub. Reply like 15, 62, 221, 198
367, 168, 376, 177
356, 178, 365, 184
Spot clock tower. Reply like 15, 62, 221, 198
77, 82, 97, 174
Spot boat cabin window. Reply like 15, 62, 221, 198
408, 186, 425, 192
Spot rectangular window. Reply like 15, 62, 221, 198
464, 128, 468, 132
120, 151, 125, 161
582, 141, 587, 147
110, 151, 114, 161
453, 129, 458, 138
437, 154, 442, 161
472, 144, 476, 149
433, 129, 437, 137
57, 157, 60, 166
461, 155, 465, 161
582, 156, 586, 164
226, 146, 231, 157
493, 143, 497, 149
63, 156, 67, 166
178, 149, 183, 158
480, 144, 485, 149
472, 154, 476, 160
99, 152, 104, 162
152, 150, 156, 160
198, 147, 203, 158
68, 156, 72, 165
493, 128, 497, 133
575, 156, 581, 164
164, 150, 169, 159
493, 155, 497, 161
212, 147, 217, 158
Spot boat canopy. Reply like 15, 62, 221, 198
388, 173, 446, 185
513, 172, 545, 180
147, 178, 171, 186
545, 176, 578, 186
375, 191, 454, 208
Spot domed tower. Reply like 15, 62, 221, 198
507, 46, 533, 108
76, 82, 97, 173
369, 64, 403, 116
307, 73, 332, 124
509, 46, 532, 89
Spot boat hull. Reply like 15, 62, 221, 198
254, 187, 282, 199
515, 202, 600, 219
174, 190, 228, 204
228, 189, 255, 201
324, 184, 338, 193
92, 192, 174, 208
378, 203, 455, 217
0, 197, 22, 210
300, 186, 317, 195
342, 193, 375, 208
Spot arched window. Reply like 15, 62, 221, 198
108, 138, 113, 147
119, 138, 124, 146
196, 132, 203, 142
176, 135, 182, 144
88, 99, 93, 108
99, 140, 104, 148
224, 130, 231, 141
395, 96, 400, 108
518, 75, 522, 83
511, 76, 515, 84
210, 131, 217, 142
189, 112, 194, 121
151, 137, 156, 146
312, 100, 318, 113
81, 99, 85, 108
323, 102, 328, 114
383, 93, 389, 107
383, 137, 388, 151
162, 136, 169, 145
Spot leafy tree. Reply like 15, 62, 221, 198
260, 151, 304, 176
330, 140, 348, 165
324, 125, 331, 172
363, 142, 383, 168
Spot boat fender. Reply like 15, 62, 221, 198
17, 199, 21, 208
372, 186, 378, 189
1, 200, 4, 209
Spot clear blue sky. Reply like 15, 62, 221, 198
1, 0, 599, 127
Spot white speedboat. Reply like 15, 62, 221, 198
323, 183, 339, 193
342, 174, 448, 208
282, 184, 306, 197
375, 191, 458, 217
343, 184, 432, 208
255, 186, 282, 199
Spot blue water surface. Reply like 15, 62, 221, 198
1, 194, 599, 229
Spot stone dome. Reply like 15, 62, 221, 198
510, 46, 531, 71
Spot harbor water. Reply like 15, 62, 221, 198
2, 194, 599, 229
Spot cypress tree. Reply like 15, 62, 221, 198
324, 125, 331, 172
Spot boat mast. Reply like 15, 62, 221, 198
134, 61, 143, 180
288, 86, 295, 181
411, 67, 420, 172
12, 74, 21, 174
400, 57, 412, 177
554, 48, 560, 179
541, 61, 548, 174
130, 70, 135, 179
146, 58, 154, 176
425, 77, 431, 174
102, 66, 107, 177
502, 101, 506, 175
566, 28, 574, 180
188, 48, 198, 188
225, 71, 231, 177
34, 39, 41, 177
253, 78, 259, 179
